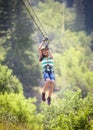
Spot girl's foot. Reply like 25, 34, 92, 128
47, 97, 51, 105
42, 92, 46, 101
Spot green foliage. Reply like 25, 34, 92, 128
0, 93, 44, 130
0, 122, 28, 130
35, 0, 76, 32
0, 38, 6, 62
2, 0, 41, 87
54, 46, 93, 96
0, 64, 23, 94
53, 30, 93, 96
40, 90, 93, 130
0, 46, 6, 62
0, 0, 93, 130
34, 0, 77, 52
0, 90, 93, 130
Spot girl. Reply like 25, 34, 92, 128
39, 38, 55, 105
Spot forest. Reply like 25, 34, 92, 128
0, 0, 93, 130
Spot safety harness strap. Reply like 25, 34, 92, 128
44, 65, 54, 73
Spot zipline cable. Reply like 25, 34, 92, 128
27, 0, 47, 37
22, 0, 46, 37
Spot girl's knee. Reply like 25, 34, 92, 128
50, 80, 54, 84
46, 78, 51, 84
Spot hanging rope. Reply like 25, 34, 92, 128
22, 0, 47, 38
27, 0, 48, 37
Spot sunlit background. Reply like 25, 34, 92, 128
0, 0, 93, 130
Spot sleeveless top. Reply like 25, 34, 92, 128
41, 56, 54, 72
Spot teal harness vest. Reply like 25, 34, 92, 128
41, 57, 54, 72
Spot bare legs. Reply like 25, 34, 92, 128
42, 79, 54, 97
42, 79, 54, 104
48, 80, 54, 97
43, 79, 50, 93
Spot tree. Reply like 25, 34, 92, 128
73, 0, 85, 31
83, 0, 93, 33
0, 93, 44, 130
34, 0, 76, 52
0, 64, 23, 94
40, 90, 93, 130
0, 46, 6, 63
1, 0, 41, 87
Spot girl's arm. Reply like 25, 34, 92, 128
38, 37, 48, 56
38, 40, 45, 56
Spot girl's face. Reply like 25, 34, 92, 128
42, 49, 48, 56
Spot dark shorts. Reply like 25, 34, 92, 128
43, 71, 55, 81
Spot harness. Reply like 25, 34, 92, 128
44, 64, 54, 73
41, 55, 54, 73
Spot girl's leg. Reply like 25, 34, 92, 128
42, 72, 50, 101
47, 71, 55, 105
48, 71, 55, 97
48, 80, 54, 97
47, 80, 54, 105
43, 79, 50, 93
42, 72, 50, 93
42, 78, 50, 101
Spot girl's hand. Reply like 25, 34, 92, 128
43, 37, 49, 42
